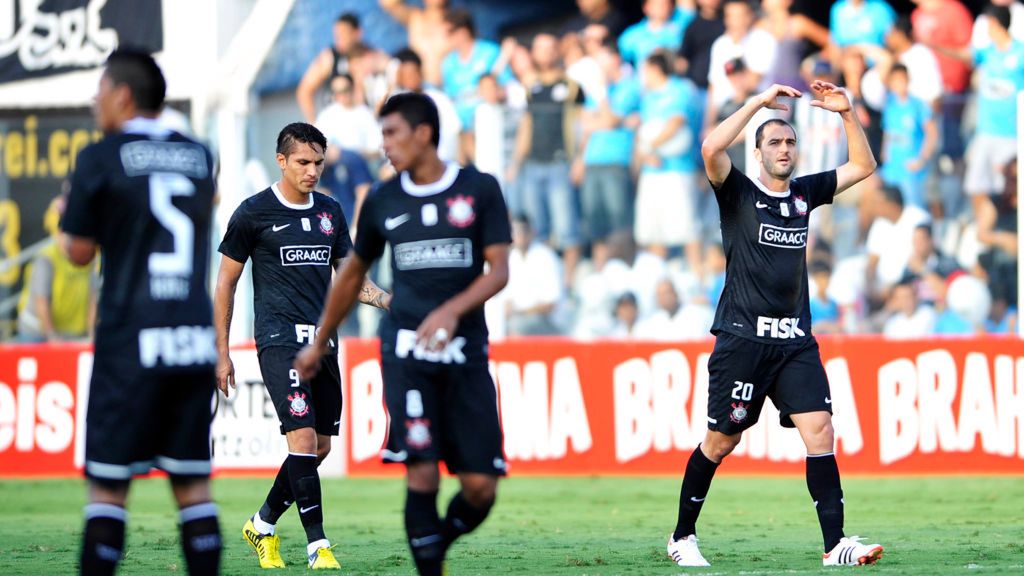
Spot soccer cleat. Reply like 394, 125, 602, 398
822, 536, 884, 566
667, 533, 711, 567
242, 518, 286, 568
308, 545, 341, 570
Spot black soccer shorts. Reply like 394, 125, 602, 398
85, 351, 215, 483
258, 346, 342, 436
380, 359, 507, 476
706, 332, 832, 436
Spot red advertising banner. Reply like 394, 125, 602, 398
1, 337, 1023, 476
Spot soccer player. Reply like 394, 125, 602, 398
294, 92, 511, 576
64, 49, 221, 576
666, 81, 885, 567
215, 123, 390, 569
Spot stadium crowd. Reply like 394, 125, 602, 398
14, 0, 1021, 343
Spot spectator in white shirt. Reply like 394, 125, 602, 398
636, 277, 714, 341
314, 73, 382, 160
883, 279, 937, 338
866, 184, 931, 304
861, 16, 943, 108
392, 48, 463, 162
609, 292, 641, 339
506, 214, 564, 336
706, 0, 777, 130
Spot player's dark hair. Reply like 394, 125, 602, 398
395, 47, 423, 67
754, 119, 795, 149
336, 12, 360, 29
880, 184, 904, 208
893, 15, 913, 38
276, 122, 328, 157
986, 5, 1012, 31
645, 49, 674, 77
445, 9, 476, 38
380, 92, 441, 149
104, 48, 166, 113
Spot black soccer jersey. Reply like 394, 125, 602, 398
711, 165, 836, 344
354, 163, 511, 365
62, 118, 216, 367
219, 185, 351, 353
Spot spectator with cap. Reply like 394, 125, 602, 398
296, 13, 366, 122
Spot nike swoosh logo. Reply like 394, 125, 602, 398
690, 496, 706, 503
333, 420, 341, 426
385, 213, 410, 230
272, 224, 290, 231
755, 202, 768, 208
299, 504, 320, 514
825, 397, 832, 404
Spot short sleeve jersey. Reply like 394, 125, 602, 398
219, 185, 351, 353
582, 78, 641, 166
711, 166, 837, 344
974, 41, 1024, 138
61, 118, 216, 364
354, 163, 511, 365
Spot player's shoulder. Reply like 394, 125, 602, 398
454, 164, 500, 192
235, 187, 275, 216
791, 170, 837, 190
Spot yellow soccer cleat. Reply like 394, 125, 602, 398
242, 518, 286, 569
308, 545, 341, 570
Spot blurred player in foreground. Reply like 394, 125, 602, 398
666, 80, 884, 567
295, 92, 511, 576
64, 49, 221, 575
215, 122, 389, 569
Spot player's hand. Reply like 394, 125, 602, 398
294, 344, 325, 381
809, 80, 852, 113
756, 84, 802, 112
416, 304, 460, 352
216, 355, 235, 397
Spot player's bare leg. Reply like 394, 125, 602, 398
791, 411, 882, 565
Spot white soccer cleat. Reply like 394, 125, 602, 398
667, 533, 711, 567
822, 536, 883, 566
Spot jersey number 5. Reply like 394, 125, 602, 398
149, 172, 195, 276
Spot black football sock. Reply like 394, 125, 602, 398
80, 503, 127, 576
673, 445, 719, 541
807, 452, 845, 551
405, 488, 444, 576
257, 461, 293, 528
442, 491, 493, 550
179, 502, 222, 576
286, 453, 327, 544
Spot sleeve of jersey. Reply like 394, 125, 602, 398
710, 164, 744, 214
353, 193, 386, 263
218, 205, 255, 263
479, 174, 512, 247
61, 146, 103, 239
803, 170, 839, 210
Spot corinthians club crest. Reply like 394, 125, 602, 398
446, 194, 475, 228
730, 402, 749, 424
794, 196, 808, 216
317, 211, 334, 235
288, 392, 309, 417
406, 418, 432, 449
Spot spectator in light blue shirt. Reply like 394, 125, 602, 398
618, 0, 694, 69
880, 64, 937, 210
810, 261, 842, 334
829, 0, 896, 49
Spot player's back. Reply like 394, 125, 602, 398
63, 118, 216, 363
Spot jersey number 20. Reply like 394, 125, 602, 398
149, 172, 195, 276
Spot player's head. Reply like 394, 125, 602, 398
95, 48, 166, 133
334, 13, 361, 52
379, 92, 441, 173
753, 119, 798, 180
395, 48, 424, 91
275, 123, 327, 195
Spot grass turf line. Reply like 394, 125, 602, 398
0, 476, 1021, 575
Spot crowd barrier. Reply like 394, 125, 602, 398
1, 337, 1022, 477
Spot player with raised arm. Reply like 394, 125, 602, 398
215, 123, 389, 570
294, 92, 511, 576
64, 49, 221, 576
665, 81, 884, 567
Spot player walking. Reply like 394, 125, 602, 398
666, 81, 885, 567
215, 123, 389, 569
294, 92, 511, 576
65, 50, 222, 576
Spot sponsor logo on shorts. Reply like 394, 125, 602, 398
288, 392, 309, 417
758, 223, 807, 249
406, 418, 432, 449
394, 238, 472, 270
729, 401, 749, 424
756, 316, 805, 339
280, 245, 331, 266
395, 328, 467, 364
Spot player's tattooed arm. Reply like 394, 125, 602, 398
359, 278, 391, 310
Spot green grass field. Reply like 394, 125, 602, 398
1, 475, 1021, 575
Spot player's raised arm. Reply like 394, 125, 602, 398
214, 254, 245, 397
809, 80, 877, 195
701, 83, 802, 187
